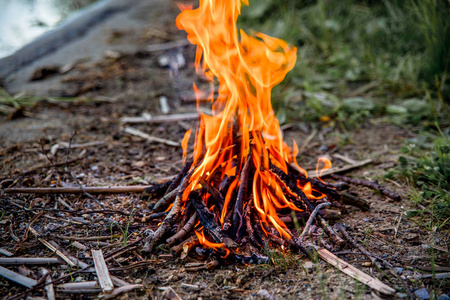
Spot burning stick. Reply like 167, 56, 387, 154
166, 213, 197, 245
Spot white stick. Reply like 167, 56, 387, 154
123, 126, 179, 147
316, 248, 395, 295
39, 268, 55, 300
92, 250, 114, 293
0, 265, 37, 288
120, 113, 199, 124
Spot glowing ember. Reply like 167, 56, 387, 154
142, 0, 339, 257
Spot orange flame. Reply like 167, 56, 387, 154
176, 0, 330, 245
195, 229, 230, 258
316, 156, 332, 182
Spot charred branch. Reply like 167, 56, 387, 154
331, 174, 401, 201
166, 213, 197, 245
191, 192, 237, 249
230, 151, 253, 238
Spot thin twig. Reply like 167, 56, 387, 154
123, 126, 179, 146
121, 112, 198, 124
304, 159, 373, 178
300, 202, 332, 240
29, 227, 75, 267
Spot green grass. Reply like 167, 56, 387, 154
110, 209, 135, 246
238, 0, 449, 127
239, 0, 450, 229
394, 131, 450, 229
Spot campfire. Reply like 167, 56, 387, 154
0, 0, 406, 297
142, 0, 348, 259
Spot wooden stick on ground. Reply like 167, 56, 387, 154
300, 202, 331, 240
0, 265, 37, 288
99, 284, 143, 299
305, 159, 373, 178
0, 257, 62, 265
47, 240, 129, 287
56, 281, 102, 294
0, 248, 13, 257
38, 268, 55, 300
29, 228, 75, 267
121, 113, 199, 124
4, 186, 148, 194
92, 250, 114, 294
315, 248, 395, 295
123, 126, 179, 146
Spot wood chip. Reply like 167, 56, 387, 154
92, 250, 114, 293
71, 241, 88, 251
47, 240, 129, 287
0, 248, 13, 257
56, 281, 101, 293
180, 283, 200, 290
0, 265, 37, 288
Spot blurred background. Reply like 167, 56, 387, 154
0, 0, 98, 58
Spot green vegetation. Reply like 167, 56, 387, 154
110, 209, 135, 246
394, 132, 450, 228
240, 0, 449, 229
239, 0, 449, 127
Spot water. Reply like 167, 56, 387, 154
0, 0, 98, 58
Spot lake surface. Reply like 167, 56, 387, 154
0, 0, 98, 58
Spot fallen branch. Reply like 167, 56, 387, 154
331, 174, 401, 201
48, 240, 129, 288
300, 202, 332, 240
4, 186, 148, 194
56, 235, 119, 241
0, 248, 13, 257
123, 126, 179, 146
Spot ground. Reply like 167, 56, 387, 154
0, 0, 448, 299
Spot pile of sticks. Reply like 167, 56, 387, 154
142, 152, 366, 258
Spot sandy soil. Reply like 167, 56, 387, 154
0, 0, 448, 299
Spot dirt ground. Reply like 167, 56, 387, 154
0, 0, 448, 299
